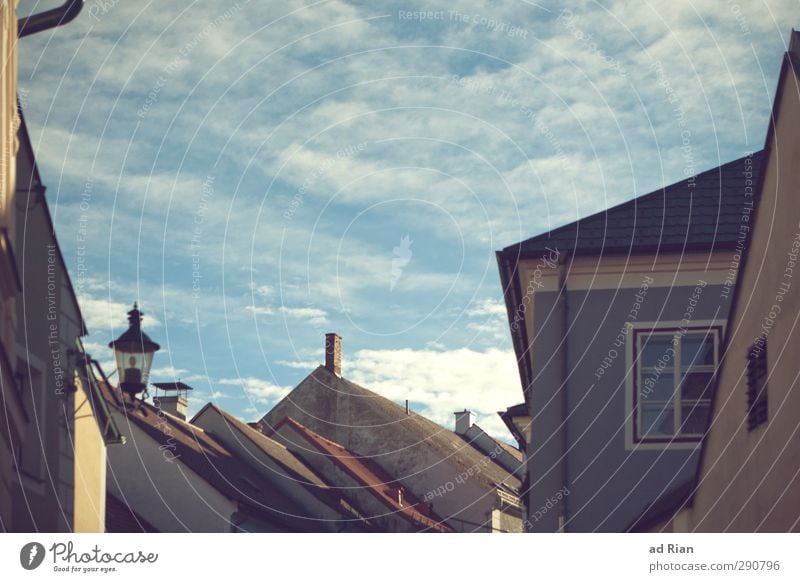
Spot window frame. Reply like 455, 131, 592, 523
625, 321, 724, 450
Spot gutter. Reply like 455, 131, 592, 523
18, 0, 83, 38
557, 251, 571, 531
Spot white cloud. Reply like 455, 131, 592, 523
348, 347, 519, 441
149, 365, 189, 379
278, 306, 329, 325
219, 376, 292, 406
467, 298, 507, 317
78, 294, 162, 335
244, 305, 275, 316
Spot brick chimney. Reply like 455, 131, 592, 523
454, 409, 476, 435
325, 333, 342, 376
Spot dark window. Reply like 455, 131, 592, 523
747, 339, 768, 430
633, 327, 721, 443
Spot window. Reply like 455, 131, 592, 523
746, 338, 768, 430
632, 327, 721, 444
16, 358, 46, 479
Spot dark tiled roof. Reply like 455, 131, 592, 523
98, 382, 324, 531
279, 418, 451, 532
262, 366, 522, 495
500, 152, 764, 257
461, 424, 524, 464
194, 403, 372, 528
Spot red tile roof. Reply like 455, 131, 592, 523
280, 418, 452, 532
192, 403, 373, 530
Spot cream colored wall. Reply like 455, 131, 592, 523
688, 58, 800, 532
72, 374, 106, 532
0, 0, 18, 532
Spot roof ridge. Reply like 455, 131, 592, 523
501, 150, 765, 254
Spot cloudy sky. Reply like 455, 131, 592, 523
17, 0, 797, 439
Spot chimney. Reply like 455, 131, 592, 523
325, 333, 342, 376
151, 381, 193, 421
454, 409, 476, 435
153, 394, 188, 421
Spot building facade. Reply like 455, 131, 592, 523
632, 31, 800, 533
0, 0, 21, 532
498, 151, 761, 531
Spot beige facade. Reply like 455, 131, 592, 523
673, 35, 800, 532
0, 0, 21, 531
0, 35, 119, 528
72, 371, 108, 532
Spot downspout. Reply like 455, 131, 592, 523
557, 251, 571, 532
18, 0, 83, 38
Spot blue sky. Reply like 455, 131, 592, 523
17, 0, 797, 438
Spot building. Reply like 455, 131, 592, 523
192, 402, 373, 531
497, 143, 762, 530
0, 0, 23, 532
99, 374, 334, 532
631, 30, 800, 533
270, 417, 451, 532
261, 333, 524, 532
0, 0, 112, 534
4, 107, 122, 532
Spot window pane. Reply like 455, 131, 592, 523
680, 403, 711, 435
682, 334, 715, 366
640, 335, 673, 367
640, 372, 674, 401
680, 371, 714, 400
641, 404, 674, 437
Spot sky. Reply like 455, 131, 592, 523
17, 0, 798, 439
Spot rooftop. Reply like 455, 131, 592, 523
499, 151, 765, 258
98, 381, 331, 531
279, 417, 452, 532
262, 365, 522, 496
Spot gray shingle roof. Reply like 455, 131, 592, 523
500, 152, 764, 257
261, 366, 522, 495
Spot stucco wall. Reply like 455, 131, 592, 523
12, 135, 85, 532
688, 57, 800, 532
0, 0, 17, 532
72, 375, 107, 532
524, 270, 730, 531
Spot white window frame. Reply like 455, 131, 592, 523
624, 320, 724, 451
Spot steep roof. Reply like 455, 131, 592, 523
192, 403, 372, 528
499, 151, 764, 258
261, 366, 521, 495
279, 417, 451, 532
460, 423, 524, 464
97, 382, 325, 531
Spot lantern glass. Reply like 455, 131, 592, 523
113, 347, 155, 389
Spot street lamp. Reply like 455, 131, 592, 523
109, 303, 160, 399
